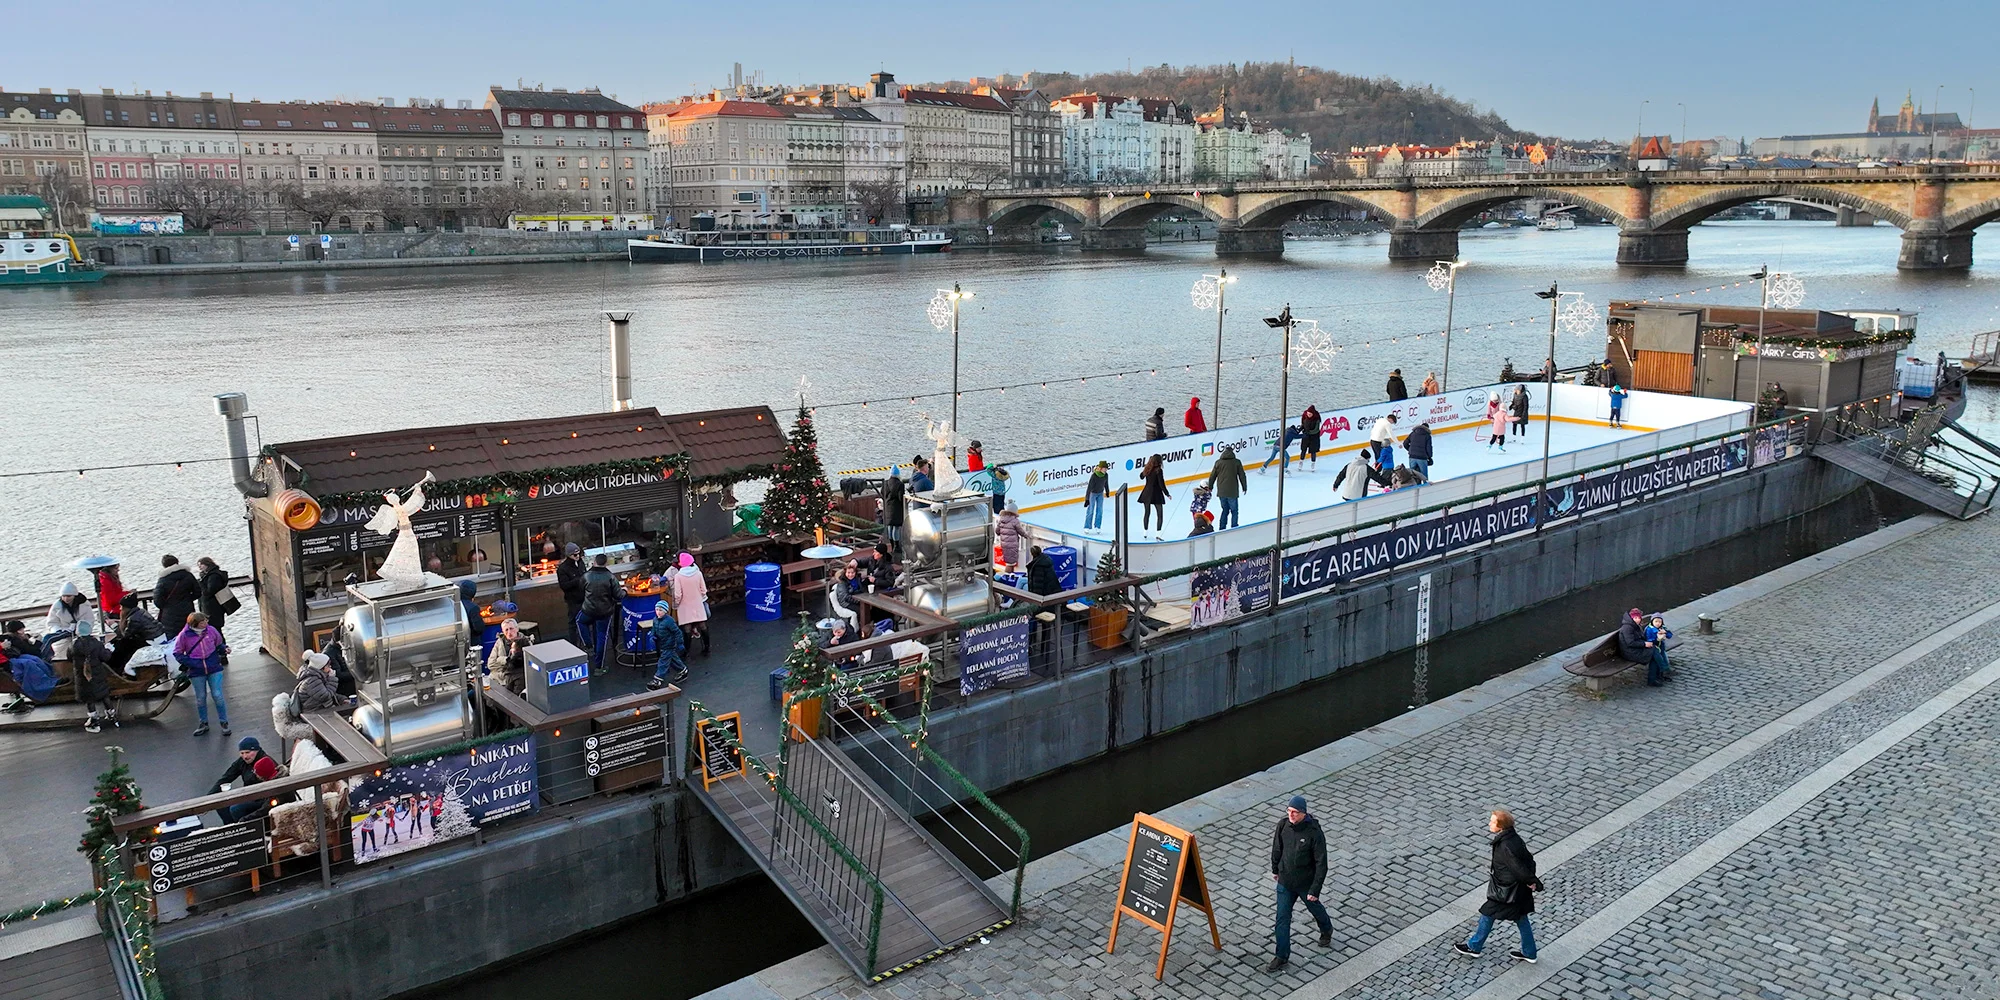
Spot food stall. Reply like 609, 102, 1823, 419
241, 406, 786, 665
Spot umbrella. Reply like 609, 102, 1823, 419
70, 555, 122, 570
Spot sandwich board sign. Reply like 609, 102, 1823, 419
696, 712, 745, 790
1106, 812, 1219, 979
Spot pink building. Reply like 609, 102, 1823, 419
82, 90, 241, 208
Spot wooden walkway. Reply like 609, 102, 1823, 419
694, 745, 1009, 981
0, 936, 120, 1000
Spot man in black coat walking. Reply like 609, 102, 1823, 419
555, 543, 587, 643
1268, 794, 1332, 972
153, 555, 201, 638
1454, 809, 1541, 963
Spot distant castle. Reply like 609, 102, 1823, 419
1867, 92, 1963, 134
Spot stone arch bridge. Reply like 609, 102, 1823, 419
951, 165, 2000, 270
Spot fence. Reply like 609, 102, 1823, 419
0, 844, 164, 1000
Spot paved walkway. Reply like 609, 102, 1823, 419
709, 508, 2000, 1000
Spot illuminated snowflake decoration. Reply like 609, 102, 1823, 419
1766, 272, 1805, 309
1291, 320, 1338, 374
1557, 294, 1601, 338
926, 290, 955, 331
1190, 276, 1220, 311
795, 375, 814, 406
1424, 261, 1455, 292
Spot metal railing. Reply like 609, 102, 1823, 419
1825, 405, 2000, 518
686, 701, 888, 974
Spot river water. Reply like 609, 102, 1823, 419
2, 221, 1994, 606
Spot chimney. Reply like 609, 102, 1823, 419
214, 393, 270, 498
603, 312, 634, 411
200, 91, 213, 99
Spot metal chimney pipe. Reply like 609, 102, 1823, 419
214, 392, 269, 497
604, 311, 634, 411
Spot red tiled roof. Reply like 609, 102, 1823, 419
273, 410, 686, 497
660, 406, 788, 479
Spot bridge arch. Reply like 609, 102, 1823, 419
1096, 194, 1224, 230
1943, 196, 2000, 233
1234, 191, 1397, 230
1411, 186, 1630, 231
1647, 184, 1913, 231
986, 198, 1090, 229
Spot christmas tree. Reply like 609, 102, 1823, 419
1093, 550, 1130, 610
1498, 357, 1518, 383
79, 747, 146, 856
433, 786, 476, 840
760, 405, 835, 541
782, 614, 833, 694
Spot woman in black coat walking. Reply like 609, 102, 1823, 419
1137, 454, 1170, 539
1508, 385, 1531, 439
1454, 809, 1541, 962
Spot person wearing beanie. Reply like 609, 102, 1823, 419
1184, 397, 1207, 435
1269, 794, 1332, 972
670, 553, 711, 658
994, 501, 1028, 570
1144, 407, 1167, 441
153, 555, 201, 641
648, 599, 687, 689
40, 581, 90, 662
209, 736, 275, 823
965, 439, 985, 473
1084, 460, 1112, 532
555, 542, 587, 644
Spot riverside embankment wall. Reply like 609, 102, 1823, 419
154, 785, 756, 1000
76, 228, 638, 272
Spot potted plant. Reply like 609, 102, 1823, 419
1088, 550, 1132, 650
781, 614, 832, 740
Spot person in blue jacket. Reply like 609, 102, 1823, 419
648, 600, 687, 689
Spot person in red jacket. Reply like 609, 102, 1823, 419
1184, 397, 1207, 434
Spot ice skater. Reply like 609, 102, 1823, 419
1608, 384, 1628, 428
1508, 385, 1531, 439
358, 808, 380, 855
1299, 405, 1322, 469
1261, 425, 1301, 475
1137, 455, 1170, 538
1486, 392, 1508, 452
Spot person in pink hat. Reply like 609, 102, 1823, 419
669, 553, 711, 657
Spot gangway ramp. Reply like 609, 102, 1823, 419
687, 702, 1016, 982
1817, 418, 1999, 520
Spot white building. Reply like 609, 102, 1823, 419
1053, 94, 1196, 184
487, 87, 649, 215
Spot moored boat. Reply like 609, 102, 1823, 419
0, 231, 105, 285
629, 225, 950, 263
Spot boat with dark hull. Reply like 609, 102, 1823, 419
628, 226, 950, 263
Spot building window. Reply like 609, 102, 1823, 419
553, 115, 566, 128
596, 115, 610, 128
93, 162, 104, 177
533, 135, 543, 146
507, 113, 520, 126
534, 177, 545, 189
530, 114, 544, 127
308, 166, 319, 179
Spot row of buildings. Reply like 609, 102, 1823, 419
0, 71, 1314, 232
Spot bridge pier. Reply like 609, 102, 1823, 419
1215, 227, 1284, 255
1386, 227, 1458, 262
1898, 230, 1973, 270
1080, 227, 1147, 251
1835, 206, 1877, 227
1616, 228, 1689, 266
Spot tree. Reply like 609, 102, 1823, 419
759, 404, 834, 541
149, 175, 251, 232
1092, 550, 1130, 610
79, 747, 147, 857
432, 786, 475, 840
36, 170, 91, 232
278, 183, 367, 230
781, 613, 833, 694
847, 177, 902, 225
465, 185, 548, 228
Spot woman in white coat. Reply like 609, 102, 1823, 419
42, 582, 92, 661
670, 552, 712, 657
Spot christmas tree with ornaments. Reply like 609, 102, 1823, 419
761, 405, 835, 540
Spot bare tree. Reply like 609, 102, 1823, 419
278, 184, 368, 230
847, 177, 903, 225
36, 170, 92, 232
148, 175, 252, 232
464, 185, 549, 228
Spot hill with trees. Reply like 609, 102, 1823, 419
929, 61, 1540, 155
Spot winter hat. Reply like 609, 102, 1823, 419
564, 542, 581, 556
1288, 795, 1308, 812
655, 600, 672, 618
1489, 391, 1501, 402
77, 619, 95, 637
302, 650, 330, 671
58, 581, 79, 598
1096, 460, 1111, 469
238, 736, 262, 751
1199, 511, 1215, 523
1004, 500, 1018, 513
252, 756, 280, 781
678, 552, 695, 569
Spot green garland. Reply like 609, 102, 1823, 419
1733, 328, 1914, 349
294, 454, 692, 511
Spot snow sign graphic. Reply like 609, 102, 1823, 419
347, 733, 538, 864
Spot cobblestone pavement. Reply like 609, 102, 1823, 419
785, 512, 2000, 1000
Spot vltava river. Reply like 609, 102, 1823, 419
2, 221, 1995, 606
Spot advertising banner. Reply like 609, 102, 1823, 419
1281, 494, 1539, 601
1540, 439, 1746, 523
1190, 551, 1274, 629
961, 614, 1032, 695
348, 733, 538, 864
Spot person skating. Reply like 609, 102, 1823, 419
1188, 511, 1216, 537
1204, 447, 1247, 530
1261, 425, 1301, 475
1369, 413, 1399, 469
670, 553, 712, 657
964, 439, 985, 472
1485, 392, 1508, 452
994, 501, 1028, 570
1184, 397, 1207, 435
1508, 385, 1530, 439
174, 612, 230, 736
648, 599, 687, 689
195, 557, 237, 664
1404, 421, 1435, 483
1608, 383, 1628, 428
1386, 369, 1408, 401
1299, 405, 1322, 469
555, 542, 587, 644
1137, 455, 1170, 539
1083, 460, 1111, 531
1267, 795, 1333, 973
153, 556, 201, 643
1143, 407, 1167, 441
1453, 809, 1541, 964
1333, 447, 1389, 501
576, 554, 623, 675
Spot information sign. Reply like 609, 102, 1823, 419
145, 820, 268, 893
697, 712, 745, 789
587, 711, 667, 787
1106, 813, 1219, 979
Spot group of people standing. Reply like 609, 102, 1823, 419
545, 543, 711, 692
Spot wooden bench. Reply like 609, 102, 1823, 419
782, 559, 829, 611
1561, 631, 1683, 693
304, 709, 386, 766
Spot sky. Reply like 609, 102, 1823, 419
13, 0, 1999, 142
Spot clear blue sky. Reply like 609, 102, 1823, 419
13, 0, 1997, 141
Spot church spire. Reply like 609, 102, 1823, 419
1868, 95, 1880, 133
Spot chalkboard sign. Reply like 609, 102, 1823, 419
1106, 813, 1219, 980
144, 820, 269, 894
697, 712, 745, 790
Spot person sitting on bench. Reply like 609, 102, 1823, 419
1616, 608, 1670, 687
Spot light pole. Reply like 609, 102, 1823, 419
1262, 306, 1295, 601
1532, 285, 1600, 506
1191, 269, 1237, 423
1748, 266, 1804, 416
1933, 85, 1944, 161
926, 283, 973, 453
1425, 260, 1466, 389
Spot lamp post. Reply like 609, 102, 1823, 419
1191, 269, 1237, 423
1260, 307, 1335, 600
1532, 285, 1600, 508
1748, 266, 1805, 417
1424, 260, 1466, 389
1933, 85, 1944, 161
926, 283, 973, 453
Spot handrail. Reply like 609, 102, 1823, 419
94, 843, 163, 1000
687, 700, 887, 974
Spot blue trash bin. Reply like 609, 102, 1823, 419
745, 561, 782, 622
1046, 545, 1079, 590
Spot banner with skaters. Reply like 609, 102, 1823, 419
348, 733, 539, 864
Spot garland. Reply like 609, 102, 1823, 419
1733, 328, 1914, 349
290, 454, 691, 511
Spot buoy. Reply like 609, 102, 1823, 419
273, 488, 323, 531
